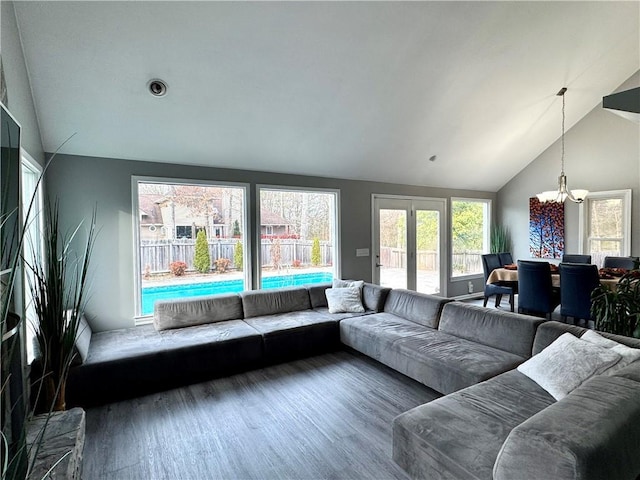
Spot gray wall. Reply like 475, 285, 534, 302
46, 154, 494, 331
1, 1, 44, 165
497, 71, 640, 262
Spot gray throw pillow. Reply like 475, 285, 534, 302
581, 330, 640, 376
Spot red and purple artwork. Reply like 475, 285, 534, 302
529, 197, 564, 259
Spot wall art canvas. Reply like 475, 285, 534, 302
529, 197, 564, 259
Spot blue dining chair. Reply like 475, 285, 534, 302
559, 263, 600, 326
603, 256, 638, 270
561, 253, 592, 264
482, 253, 515, 312
498, 252, 514, 266
517, 260, 560, 319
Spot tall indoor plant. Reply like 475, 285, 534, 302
25, 199, 96, 411
490, 225, 511, 254
591, 271, 640, 338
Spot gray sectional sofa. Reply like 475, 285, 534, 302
66, 282, 640, 479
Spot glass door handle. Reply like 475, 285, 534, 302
375, 263, 384, 267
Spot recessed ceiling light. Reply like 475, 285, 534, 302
147, 79, 168, 97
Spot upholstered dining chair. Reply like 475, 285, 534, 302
603, 256, 638, 270
517, 260, 560, 319
561, 253, 592, 264
481, 253, 515, 312
559, 263, 600, 326
498, 252, 514, 267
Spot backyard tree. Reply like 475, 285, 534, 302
311, 237, 321, 266
194, 229, 211, 273
234, 241, 243, 270
233, 220, 241, 237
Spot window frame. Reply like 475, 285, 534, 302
578, 189, 632, 262
449, 197, 492, 281
132, 176, 251, 321
256, 184, 341, 288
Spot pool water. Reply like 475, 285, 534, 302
141, 271, 333, 316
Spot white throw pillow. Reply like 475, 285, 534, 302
581, 330, 640, 375
517, 333, 622, 400
332, 279, 364, 290
325, 287, 365, 314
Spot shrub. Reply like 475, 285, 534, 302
311, 238, 321, 266
234, 241, 243, 270
233, 220, 241, 237
215, 257, 231, 273
292, 259, 302, 268
270, 239, 282, 269
169, 261, 187, 276
193, 229, 211, 273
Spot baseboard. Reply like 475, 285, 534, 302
451, 293, 484, 301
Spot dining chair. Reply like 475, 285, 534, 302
559, 263, 600, 326
517, 260, 560, 319
481, 253, 515, 312
561, 253, 592, 264
603, 256, 638, 270
498, 252, 513, 266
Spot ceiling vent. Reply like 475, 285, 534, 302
602, 87, 639, 123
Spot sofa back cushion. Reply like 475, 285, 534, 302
154, 294, 244, 331
362, 283, 391, 312
532, 321, 640, 355
383, 289, 451, 328
439, 302, 544, 358
72, 313, 93, 365
307, 283, 331, 308
240, 287, 311, 318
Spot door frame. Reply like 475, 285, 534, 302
371, 194, 447, 296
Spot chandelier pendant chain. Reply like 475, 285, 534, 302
560, 92, 565, 176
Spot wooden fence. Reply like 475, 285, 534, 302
380, 247, 482, 273
140, 239, 333, 273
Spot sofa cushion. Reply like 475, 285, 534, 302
362, 283, 391, 312
153, 294, 244, 331
581, 330, 640, 375
306, 283, 331, 308
438, 302, 544, 358
383, 289, 451, 328
532, 321, 640, 355
72, 314, 93, 365
517, 333, 621, 400
243, 310, 338, 361
393, 370, 554, 480
67, 321, 263, 407
340, 313, 434, 359
494, 374, 640, 480
240, 287, 311, 318
326, 287, 365, 313
391, 331, 528, 394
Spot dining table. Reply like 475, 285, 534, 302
486, 266, 622, 291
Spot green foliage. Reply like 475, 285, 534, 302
591, 272, 640, 338
233, 220, 241, 237
193, 229, 210, 273
490, 225, 511, 254
452, 201, 484, 253
417, 210, 439, 251
311, 237, 321, 266
234, 241, 243, 270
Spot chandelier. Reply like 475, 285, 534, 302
536, 87, 588, 203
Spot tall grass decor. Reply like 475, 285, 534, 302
490, 225, 511, 254
25, 200, 96, 412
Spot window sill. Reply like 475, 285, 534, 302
450, 273, 483, 282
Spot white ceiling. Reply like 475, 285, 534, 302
13, 1, 640, 191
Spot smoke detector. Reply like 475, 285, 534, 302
147, 79, 168, 97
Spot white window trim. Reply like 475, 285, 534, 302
131, 176, 251, 321
450, 197, 492, 281
256, 184, 341, 288
578, 189, 632, 256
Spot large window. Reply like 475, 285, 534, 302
451, 198, 490, 277
580, 190, 632, 267
258, 187, 339, 289
134, 179, 248, 317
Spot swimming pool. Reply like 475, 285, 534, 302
141, 271, 334, 316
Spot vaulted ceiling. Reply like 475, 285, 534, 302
13, 1, 640, 191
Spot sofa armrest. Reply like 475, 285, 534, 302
493, 374, 640, 480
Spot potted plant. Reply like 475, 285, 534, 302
591, 270, 640, 338
490, 225, 511, 254
25, 199, 96, 411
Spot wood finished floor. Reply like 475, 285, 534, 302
83, 351, 440, 480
